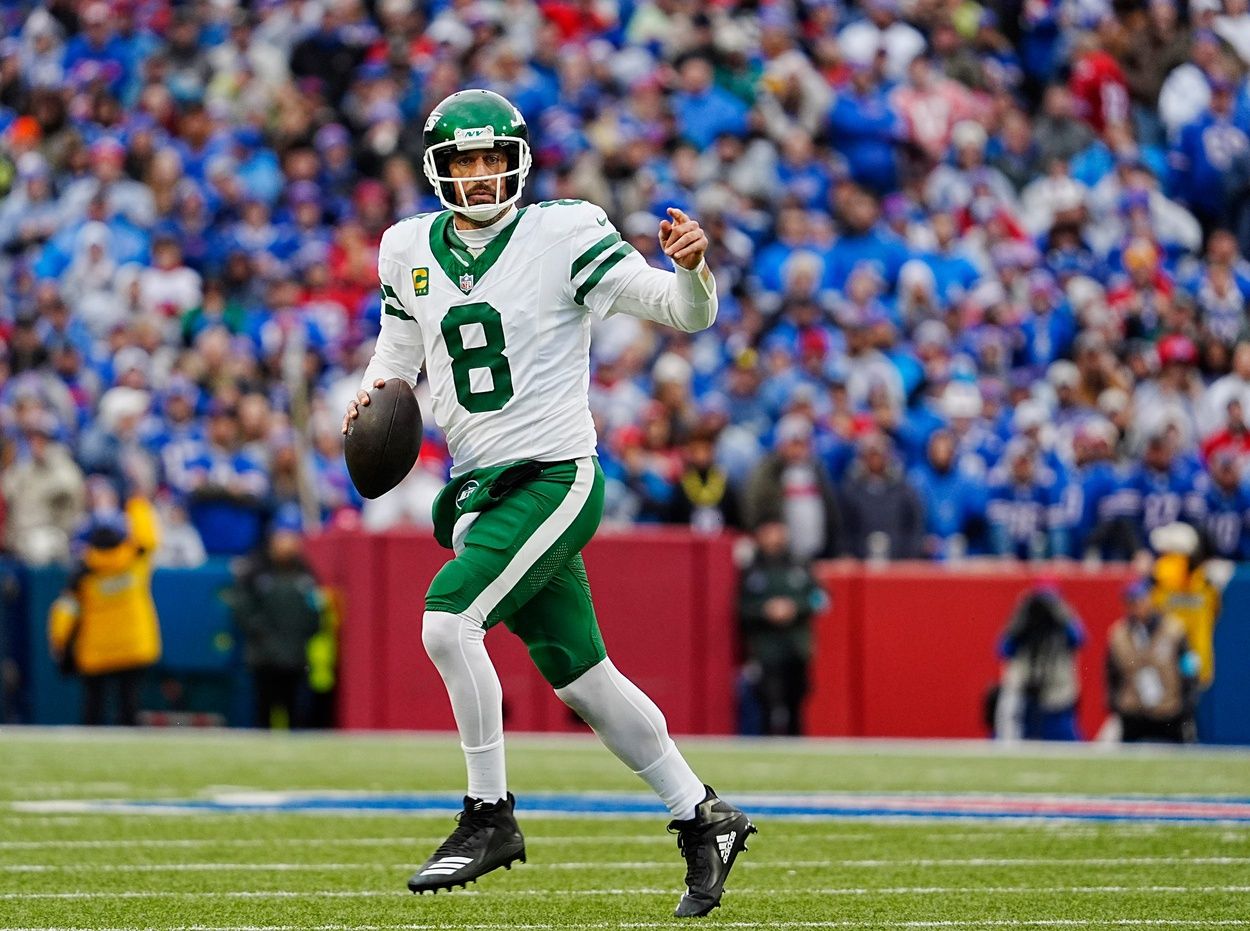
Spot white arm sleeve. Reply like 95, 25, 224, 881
604, 259, 719, 333
562, 201, 718, 333
362, 252, 426, 389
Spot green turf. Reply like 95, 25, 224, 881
2, 729, 1249, 930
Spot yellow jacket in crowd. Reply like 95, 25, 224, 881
48, 497, 162, 676
1151, 552, 1220, 689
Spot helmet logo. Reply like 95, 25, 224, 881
424, 110, 441, 132
454, 126, 495, 150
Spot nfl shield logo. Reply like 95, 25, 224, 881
459, 273, 475, 293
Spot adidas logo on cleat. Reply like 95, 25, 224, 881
716, 831, 736, 863
419, 855, 473, 876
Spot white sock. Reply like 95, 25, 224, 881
555, 658, 706, 821
421, 610, 506, 803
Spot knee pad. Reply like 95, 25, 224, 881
422, 610, 478, 666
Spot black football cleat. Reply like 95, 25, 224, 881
407, 793, 526, 894
669, 785, 757, 917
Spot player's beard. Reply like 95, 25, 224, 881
455, 176, 509, 224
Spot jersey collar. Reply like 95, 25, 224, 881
430, 208, 528, 295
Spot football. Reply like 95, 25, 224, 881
344, 378, 423, 499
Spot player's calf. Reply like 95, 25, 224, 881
407, 793, 526, 893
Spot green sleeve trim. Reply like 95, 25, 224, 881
571, 232, 621, 280
380, 286, 415, 321
574, 242, 633, 306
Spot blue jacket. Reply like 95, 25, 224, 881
672, 86, 749, 149
829, 89, 901, 193
824, 229, 911, 293
987, 468, 1069, 558
1171, 113, 1250, 218
908, 463, 986, 557
1192, 474, 1250, 559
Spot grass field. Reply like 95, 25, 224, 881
3, 730, 1250, 930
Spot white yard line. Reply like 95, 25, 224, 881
4, 885, 1249, 899
4, 920, 1250, 930
5, 856, 1248, 871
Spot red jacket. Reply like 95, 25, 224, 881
1070, 50, 1129, 132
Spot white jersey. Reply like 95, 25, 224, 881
366, 200, 716, 476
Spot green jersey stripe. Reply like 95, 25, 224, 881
382, 301, 415, 321
573, 242, 631, 306
571, 233, 621, 281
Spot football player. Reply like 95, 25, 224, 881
342, 90, 755, 917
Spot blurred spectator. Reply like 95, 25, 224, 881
47, 491, 161, 726
1199, 340, 1250, 438
987, 440, 1069, 560
744, 414, 842, 560
839, 432, 924, 560
602, 425, 674, 525
78, 386, 155, 496
993, 587, 1084, 741
667, 428, 741, 534
1149, 522, 1224, 696
152, 500, 207, 569
838, 0, 925, 83
1170, 67, 1248, 232
1, 413, 85, 565
225, 510, 325, 729
1107, 578, 1199, 743
737, 521, 824, 736
174, 401, 268, 556
361, 451, 445, 532
1116, 430, 1202, 555
1119, 0, 1191, 145
908, 428, 985, 560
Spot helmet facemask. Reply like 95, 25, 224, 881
423, 127, 531, 222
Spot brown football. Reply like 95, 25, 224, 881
344, 378, 423, 499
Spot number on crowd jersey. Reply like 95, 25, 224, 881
440, 302, 515, 413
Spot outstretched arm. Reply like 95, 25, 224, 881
606, 207, 718, 333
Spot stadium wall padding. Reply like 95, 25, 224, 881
806, 562, 1250, 744
303, 527, 738, 734
7, 541, 1247, 742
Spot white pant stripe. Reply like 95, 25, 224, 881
464, 457, 593, 624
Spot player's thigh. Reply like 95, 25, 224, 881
505, 554, 606, 689
425, 459, 603, 627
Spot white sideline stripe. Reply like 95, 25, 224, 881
6, 855, 1248, 872
5, 885, 1250, 900
467, 458, 593, 621
0, 826, 1240, 849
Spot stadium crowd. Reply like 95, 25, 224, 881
5, 0, 1250, 565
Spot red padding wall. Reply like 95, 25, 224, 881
805, 562, 1137, 740
309, 529, 1135, 738
306, 528, 737, 734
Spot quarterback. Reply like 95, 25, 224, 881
342, 90, 756, 917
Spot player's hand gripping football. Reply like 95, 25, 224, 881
342, 378, 387, 435
658, 207, 708, 271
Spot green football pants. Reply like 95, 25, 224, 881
425, 457, 607, 688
